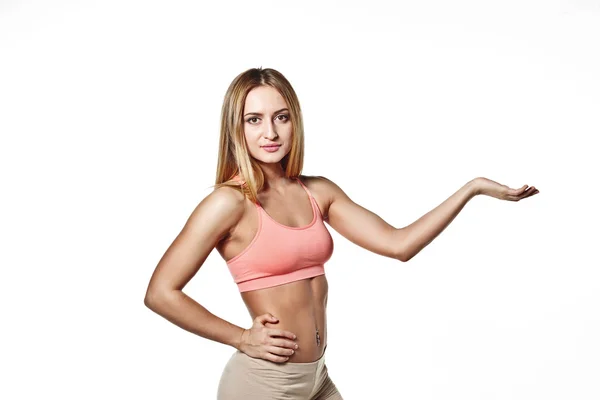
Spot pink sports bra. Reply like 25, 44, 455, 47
225, 175, 334, 292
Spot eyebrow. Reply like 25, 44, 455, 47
244, 108, 289, 117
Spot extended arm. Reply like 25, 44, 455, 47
394, 180, 477, 261
319, 176, 478, 262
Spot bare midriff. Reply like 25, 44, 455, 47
241, 274, 328, 363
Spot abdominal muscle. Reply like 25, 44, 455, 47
241, 274, 328, 363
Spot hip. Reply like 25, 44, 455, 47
217, 344, 342, 399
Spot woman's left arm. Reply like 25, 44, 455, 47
318, 176, 538, 262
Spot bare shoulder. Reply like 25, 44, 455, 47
299, 174, 344, 197
186, 184, 247, 241
298, 175, 347, 219
205, 184, 247, 210
205, 184, 247, 215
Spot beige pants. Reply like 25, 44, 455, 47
217, 344, 343, 399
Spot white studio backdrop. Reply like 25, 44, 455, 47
1, 0, 598, 399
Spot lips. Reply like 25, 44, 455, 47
261, 144, 281, 153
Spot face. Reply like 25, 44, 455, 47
243, 85, 293, 165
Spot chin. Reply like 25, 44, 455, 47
256, 157, 285, 165
252, 150, 289, 165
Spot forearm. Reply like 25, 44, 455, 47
144, 290, 245, 350
397, 179, 478, 262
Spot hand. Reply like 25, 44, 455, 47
238, 313, 299, 363
472, 177, 540, 201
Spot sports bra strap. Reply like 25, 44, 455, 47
294, 177, 315, 200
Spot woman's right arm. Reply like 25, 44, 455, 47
143, 186, 247, 350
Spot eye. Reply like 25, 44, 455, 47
246, 115, 289, 124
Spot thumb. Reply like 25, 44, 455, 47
257, 313, 278, 325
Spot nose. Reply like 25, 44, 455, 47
263, 119, 278, 139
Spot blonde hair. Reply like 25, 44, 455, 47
213, 67, 305, 203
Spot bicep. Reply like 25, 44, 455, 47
321, 176, 403, 260
146, 188, 245, 295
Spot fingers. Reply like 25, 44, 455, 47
507, 186, 539, 201
265, 344, 296, 358
262, 347, 292, 363
517, 186, 536, 199
269, 337, 299, 350
523, 186, 538, 198
268, 329, 297, 340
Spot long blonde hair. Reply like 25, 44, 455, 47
213, 67, 305, 203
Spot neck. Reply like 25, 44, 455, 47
258, 162, 288, 190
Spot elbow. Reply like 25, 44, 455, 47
394, 247, 409, 263
144, 292, 157, 310
393, 228, 409, 262
144, 294, 153, 308
144, 288, 169, 310
394, 241, 412, 262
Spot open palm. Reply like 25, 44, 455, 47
474, 177, 540, 201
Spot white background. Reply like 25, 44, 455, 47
1, 0, 599, 399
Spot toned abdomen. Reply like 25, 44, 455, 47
241, 274, 328, 363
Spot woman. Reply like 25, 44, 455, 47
143, 67, 539, 399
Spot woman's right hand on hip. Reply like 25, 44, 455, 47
238, 313, 299, 363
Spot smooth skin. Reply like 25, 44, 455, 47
144, 85, 540, 364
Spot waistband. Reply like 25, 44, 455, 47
236, 344, 328, 374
